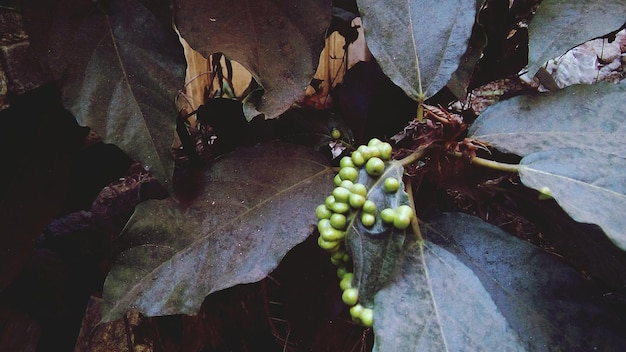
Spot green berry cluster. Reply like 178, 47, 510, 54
315, 138, 414, 327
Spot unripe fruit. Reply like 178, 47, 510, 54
365, 157, 385, 177
339, 167, 358, 182
331, 128, 341, 139
351, 183, 367, 197
333, 174, 342, 187
318, 219, 332, 233
351, 151, 365, 166
384, 177, 400, 193
380, 208, 396, 224
357, 145, 374, 160
362, 200, 377, 214
340, 273, 353, 290
329, 201, 350, 214
538, 186, 553, 200
340, 156, 355, 168
340, 180, 354, 191
350, 304, 364, 319
333, 187, 351, 203
325, 195, 336, 209
377, 142, 393, 160
330, 213, 347, 230
349, 193, 366, 209
368, 138, 382, 147
360, 308, 374, 327
342, 288, 359, 305
393, 207, 412, 229
361, 213, 375, 227
316, 204, 332, 220
337, 266, 348, 278
318, 236, 340, 251
397, 205, 413, 216
320, 226, 344, 241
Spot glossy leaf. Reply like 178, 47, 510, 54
344, 160, 411, 306
356, 0, 477, 99
527, 0, 626, 77
22, 0, 186, 188
469, 83, 626, 157
373, 213, 626, 351
101, 142, 334, 322
520, 148, 626, 250
174, 0, 332, 120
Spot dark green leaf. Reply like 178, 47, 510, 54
520, 148, 626, 250
345, 160, 411, 306
469, 83, 626, 156
528, 0, 626, 77
373, 213, 626, 351
101, 142, 335, 322
22, 0, 186, 188
174, 0, 332, 119
356, 0, 477, 99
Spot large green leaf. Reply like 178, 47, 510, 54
356, 0, 477, 100
344, 160, 411, 307
101, 142, 334, 322
519, 148, 626, 251
372, 213, 626, 351
22, 0, 186, 188
174, 0, 332, 120
468, 83, 626, 156
527, 0, 626, 77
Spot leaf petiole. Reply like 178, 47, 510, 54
451, 152, 520, 173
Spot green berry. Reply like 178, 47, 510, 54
342, 288, 359, 305
340, 156, 355, 168
339, 180, 354, 191
339, 167, 359, 182
316, 204, 332, 220
362, 200, 377, 214
340, 273, 353, 290
351, 183, 367, 197
360, 308, 374, 327
368, 138, 382, 147
337, 266, 348, 278
334, 174, 342, 186
384, 177, 400, 192
333, 187, 351, 203
331, 128, 341, 139
349, 193, 366, 209
393, 212, 412, 230
329, 201, 350, 214
325, 195, 336, 209
380, 208, 396, 224
351, 151, 365, 166
357, 145, 374, 160
365, 157, 385, 177
320, 226, 344, 241
350, 304, 364, 320
538, 186, 553, 200
330, 213, 347, 230
318, 236, 340, 251
361, 213, 375, 227
377, 142, 393, 160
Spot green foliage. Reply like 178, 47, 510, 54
355, 0, 480, 99
101, 142, 334, 322
22, 0, 186, 188
372, 213, 626, 351
174, 0, 332, 120
527, 0, 626, 77
14, 0, 626, 350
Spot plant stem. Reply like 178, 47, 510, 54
451, 152, 520, 173
398, 148, 426, 166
